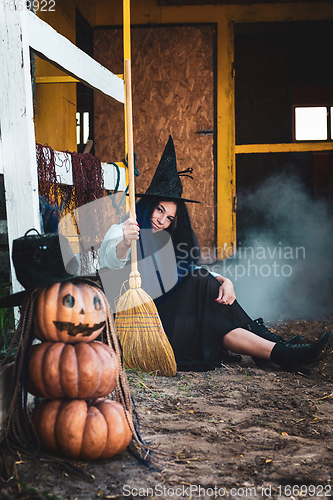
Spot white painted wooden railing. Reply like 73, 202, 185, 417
37, 148, 126, 191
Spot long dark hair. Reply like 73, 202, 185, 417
135, 197, 200, 273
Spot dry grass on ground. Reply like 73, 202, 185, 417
1, 318, 333, 500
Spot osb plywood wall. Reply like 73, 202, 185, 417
94, 25, 215, 253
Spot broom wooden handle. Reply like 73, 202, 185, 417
124, 59, 138, 273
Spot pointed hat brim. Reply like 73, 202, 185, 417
134, 193, 200, 203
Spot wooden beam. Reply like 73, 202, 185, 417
216, 17, 236, 259
35, 76, 126, 85
24, 10, 124, 103
235, 142, 333, 154
101, 2, 333, 26
36, 76, 79, 84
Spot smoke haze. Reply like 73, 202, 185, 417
211, 173, 333, 322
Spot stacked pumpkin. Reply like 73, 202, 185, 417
27, 282, 133, 460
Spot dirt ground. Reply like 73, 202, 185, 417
1, 318, 333, 500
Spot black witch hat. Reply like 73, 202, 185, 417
0, 229, 82, 308
136, 135, 200, 203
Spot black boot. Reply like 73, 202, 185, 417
247, 318, 304, 367
270, 331, 332, 372
247, 318, 304, 345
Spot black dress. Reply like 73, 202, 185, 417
156, 268, 253, 371
99, 230, 254, 372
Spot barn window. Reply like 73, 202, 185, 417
83, 112, 90, 144
76, 112, 81, 145
76, 111, 90, 147
294, 106, 333, 141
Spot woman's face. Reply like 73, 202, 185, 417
151, 201, 177, 232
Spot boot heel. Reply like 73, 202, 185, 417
270, 331, 332, 372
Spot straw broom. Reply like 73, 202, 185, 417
115, 59, 177, 377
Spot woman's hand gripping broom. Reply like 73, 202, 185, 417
115, 60, 177, 377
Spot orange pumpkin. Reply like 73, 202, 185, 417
27, 341, 119, 399
32, 399, 133, 460
34, 282, 107, 343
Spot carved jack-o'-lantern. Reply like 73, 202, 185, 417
34, 282, 107, 343
32, 399, 133, 460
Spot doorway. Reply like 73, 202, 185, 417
93, 24, 217, 253
234, 21, 333, 243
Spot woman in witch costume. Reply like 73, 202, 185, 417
100, 136, 332, 373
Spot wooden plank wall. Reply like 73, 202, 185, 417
94, 24, 216, 256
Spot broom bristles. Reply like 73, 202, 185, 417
115, 286, 177, 377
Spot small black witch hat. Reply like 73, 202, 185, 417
0, 229, 81, 308
137, 135, 200, 203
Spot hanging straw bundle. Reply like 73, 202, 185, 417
115, 60, 177, 377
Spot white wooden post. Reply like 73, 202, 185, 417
0, 136, 3, 175
0, 4, 41, 296
0, 3, 125, 296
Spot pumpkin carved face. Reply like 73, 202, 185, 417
34, 282, 107, 343
32, 399, 133, 460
